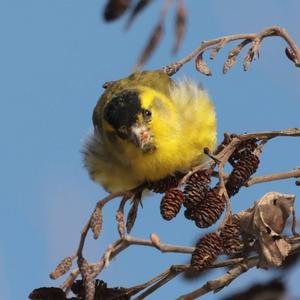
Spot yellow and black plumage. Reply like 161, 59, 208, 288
83, 70, 217, 192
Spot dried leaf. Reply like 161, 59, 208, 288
50, 256, 73, 279
90, 206, 103, 239
78, 257, 95, 300
238, 192, 295, 267
172, 0, 186, 55
239, 192, 295, 236
136, 22, 164, 69
125, 0, 153, 29
259, 232, 291, 268
195, 52, 212, 76
103, 0, 131, 22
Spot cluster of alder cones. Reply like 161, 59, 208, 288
148, 138, 260, 270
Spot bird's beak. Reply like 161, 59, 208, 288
130, 123, 152, 151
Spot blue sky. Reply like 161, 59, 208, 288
1, 1, 300, 299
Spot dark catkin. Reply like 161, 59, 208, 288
220, 215, 243, 256
226, 153, 260, 197
192, 187, 226, 228
103, 0, 131, 21
50, 256, 73, 279
160, 188, 185, 220
90, 206, 103, 240
78, 257, 95, 300
191, 232, 222, 270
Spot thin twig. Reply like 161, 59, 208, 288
163, 26, 300, 76
246, 168, 300, 187
76, 191, 131, 258
62, 235, 194, 291
134, 266, 182, 300
177, 257, 259, 300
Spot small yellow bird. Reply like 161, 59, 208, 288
83, 70, 216, 192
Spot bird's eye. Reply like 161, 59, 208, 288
143, 109, 152, 119
118, 125, 128, 135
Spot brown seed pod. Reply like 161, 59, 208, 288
90, 206, 103, 240
183, 169, 211, 209
50, 256, 73, 279
191, 232, 222, 270
285, 47, 297, 63
160, 188, 184, 220
172, 0, 186, 54
195, 52, 212, 76
223, 55, 238, 74
226, 153, 260, 197
148, 174, 181, 193
103, 0, 131, 22
192, 187, 226, 228
220, 215, 243, 256
229, 139, 258, 166
125, 0, 153, 29
136, 22, 164, 69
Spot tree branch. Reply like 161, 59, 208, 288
163, 26, 300, 76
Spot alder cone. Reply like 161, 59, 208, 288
192, 188, 225, 228
226, 153, 260, 196
148, 174, 181, 193
183, 170, 211, 209
229, 139, 258, 165
160, 188, 184, 220
220, 215, 243, 256
191, 232, 222, 270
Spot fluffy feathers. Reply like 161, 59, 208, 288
83, 71, 216, 192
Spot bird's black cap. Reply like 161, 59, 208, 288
103, 90, 142, 137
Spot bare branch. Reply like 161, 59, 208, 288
163, 26, 300, 76
246, 168, 300, 187
177, 257, 259, 300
